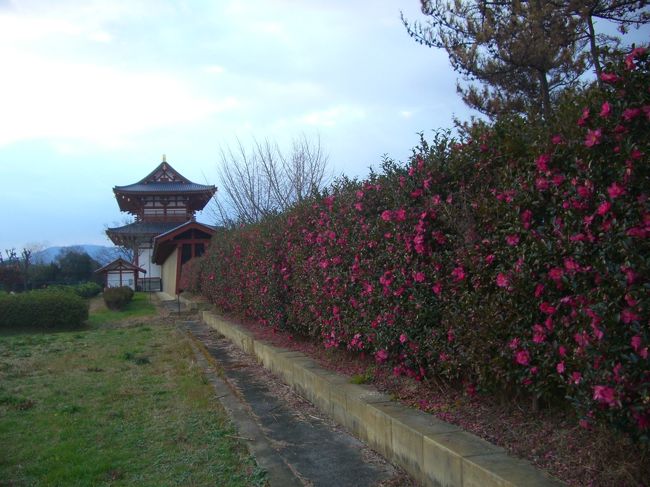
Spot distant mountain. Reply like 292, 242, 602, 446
33, 245, 127, 266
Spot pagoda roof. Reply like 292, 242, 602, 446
95, 258, 146, 274
113, 160, 216, 195
106, 221, 183, 246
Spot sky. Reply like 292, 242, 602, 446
0, 1, 646, 251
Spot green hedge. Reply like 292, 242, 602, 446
103, 286, 134, 310
0, 290, 89, 329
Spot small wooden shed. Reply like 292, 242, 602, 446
95, 258, 146, 290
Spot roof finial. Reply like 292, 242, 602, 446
162, 154, 166, 163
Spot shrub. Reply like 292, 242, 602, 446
0, 290, 88, 329
73, 282, 102, 298
103, 286, 134, 310
192, 49, 650, 440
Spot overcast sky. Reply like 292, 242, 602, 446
0, 1, 646, 251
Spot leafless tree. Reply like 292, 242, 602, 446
212, 134, 330, 225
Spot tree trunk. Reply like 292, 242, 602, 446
587, 13, 603, 87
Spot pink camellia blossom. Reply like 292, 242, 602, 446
540, 302, 556, 315
533, 324, 546, 343
354, 202, 363, 211
563, 258, 579, 273
631, 335, 642, 352
509, 337, 520, 349
597, 201, 611, 215
485, 254, 495, 265
451, 266, 466, 281
413, 271, 426, 283
536, 177, 550, 191
536, 153, 550, 172
584, 128, 602, 148
534, 283, 545, 298
447, 328, 455, 343
381, 210, 392, 221
558, 345, 567, 357
621, 308, 640, 324
375, 349, 389, 363
399, 333, 408, 344
521, 210, 533, 229
625, 47, 647, 70
607, 182, 625, 199
432, 282, 442, 295
548, 267, 564, 282
571, 371, 582, 385
599, 101, 611, 118
600, 72, 620, 84
593, 385, 619, 408
394, 208, 407, 221
506, 234, 520, 246
551, 134, 563, 144
556, 362, 565, 374
577, 107, 590, 126
496, 273, 510, 288
622, 107, 642, 121
515, 350, 530, 366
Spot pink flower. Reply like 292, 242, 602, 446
548, 267, 564, 282
631, 335, 642, 352
485, 254, 495, 265
578, 107, 590, 126
375, 349, 388, 363
354, 202, 363, 211
505, 234, 520, 246
625, 47, 647, 70
556, 362, 565, 374
432, 282, 442, 295
622, 107, 642, 121
558, 346, 566, 357
535, 177, 550, 191
515, 350, 530, 366
413, 271, 426, 283
600, 72, 620, 84
584, 128, 602, 148
394, 208, 407, 222
571, 371, 582, 385
381, 210, 392, 221
593, 385, 619, 408
509, 337, 520, 349
399, 333, 408, 344
551, 134, 563, 144
540, 302, 556, 315
496, 273, 510, 288
607, 182, 625, 199
451, 266, 466, 281
563, 258, 579, 273
599, 101, 611, 118
447, 328, 455, 342
597, 201, 611, 215
534, 283, 545, 298
521, 210, 533, 229
621, 308, 640, 324
536, 154, 550, 172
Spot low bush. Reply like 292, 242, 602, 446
103, 286, 135, 310
191, 49, 649, 440
73, 282, 102, 298
0, 290, 88, 329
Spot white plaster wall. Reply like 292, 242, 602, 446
107, 271, 136, 290
137, 246, 161, 278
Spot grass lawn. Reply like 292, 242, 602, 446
0, 298, 266, 486
87, 292, 158, 327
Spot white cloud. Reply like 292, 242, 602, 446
0, 50, 238, 147
300, 105, 366, 128
205, 65, 226, 74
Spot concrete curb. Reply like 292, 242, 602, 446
201, 310, 566, 487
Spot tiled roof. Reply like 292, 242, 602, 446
114, 182, 214, 193
106, 221, 184, 236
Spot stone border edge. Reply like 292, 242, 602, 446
201, 310, 565, 487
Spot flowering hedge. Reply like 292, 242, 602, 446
190, 50, 649, 440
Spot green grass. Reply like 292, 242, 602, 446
88, 292, 157, 327
0, 306, 266, 486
